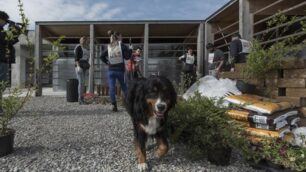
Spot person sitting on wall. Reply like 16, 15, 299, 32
100, 30, 132, 112
229, 33, 251, 72
206, 43, 225, 78
178, 47, 197, 91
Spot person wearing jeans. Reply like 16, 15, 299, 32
108, 70, 127, 106
74, 36, 90, 104
100, 30, 132, 112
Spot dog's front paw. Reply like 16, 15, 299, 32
137, 163, 148, 171
156, 145, 168, 158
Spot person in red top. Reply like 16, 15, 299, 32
126, 47, 142, 83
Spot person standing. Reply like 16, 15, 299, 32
74, 36, 90, 105
0, 11, 22, 113
0, 11, 22, 81
206, 43, 225, 78
126, 47, 142, 83
229, 33, 251, 72
100, 30, 132, 112
178, 47, 197, 91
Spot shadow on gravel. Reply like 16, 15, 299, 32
13, 145, 46, 156
15, 109, 128, 117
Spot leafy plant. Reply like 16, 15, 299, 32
250, 137, 306, 171
167, 93, 306, 171
41, 36, 65, 73
167, 93, 250, 159
244, 40, 303, 79
244, 13, 306, 79
0, 81, 33, 135
0, 0, 63, 136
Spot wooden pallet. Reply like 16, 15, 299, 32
219, 59, 306, 107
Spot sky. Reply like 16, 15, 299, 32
0, 0, 229, 29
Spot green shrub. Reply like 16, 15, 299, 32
167, 93, 306, 171
167, 93, 249, 159
0, 81, 32, 135
244, 12, 306, 79
252, 138, 306, 171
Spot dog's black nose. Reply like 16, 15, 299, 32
157, 104, 166, 111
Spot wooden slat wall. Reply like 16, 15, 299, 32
219, 59, 306, 107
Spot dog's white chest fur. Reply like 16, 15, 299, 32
141, 117, 160, 135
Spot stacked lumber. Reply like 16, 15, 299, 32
220, 59, 306, 107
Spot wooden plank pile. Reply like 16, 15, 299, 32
220, 59, 306, 109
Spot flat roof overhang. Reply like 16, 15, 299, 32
36, 20, 203, 39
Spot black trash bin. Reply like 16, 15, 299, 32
66, 79, 78, 102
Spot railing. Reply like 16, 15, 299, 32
253, 1, 306, 46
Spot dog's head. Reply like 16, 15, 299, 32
127, 76, 177, 120
144, 76, 177, 119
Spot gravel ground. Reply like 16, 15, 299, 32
0, 97, 262, 172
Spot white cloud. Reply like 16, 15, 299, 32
102, 8, 121, 20
85, 3, 108, 20
0, 0, 122, 29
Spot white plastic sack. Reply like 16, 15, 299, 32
292, 127, 306, 148
182, 76, 241, 100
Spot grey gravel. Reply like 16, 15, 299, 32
0, 97, 262, 172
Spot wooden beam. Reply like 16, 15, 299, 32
214, 30, 239, 42
197, 23, 204, 76
287, 88, 306, 97
284, 69, 306, 78
254, 1, 306, 26
143, 23, 149, 77
204, 22, 213, 75
281, 59, 306, 69
277, 79, 306, 88
213, 21, 239, 35
88, 24, 95, 93
260, 31, 306, 45
254, 16, 306, 37
239, 0, 253, 40
276, 96, 305, 107
35, 24, 42, 96
253, 0, 285, 15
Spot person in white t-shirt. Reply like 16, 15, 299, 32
206, 43, 225, 78
100, 30, 132, 112
178, 48, 197, 91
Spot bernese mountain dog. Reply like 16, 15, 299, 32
126, 75, 177, 171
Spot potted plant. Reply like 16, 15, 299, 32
0, 81, 32, 157
0, 0, 65, 157
168, 93, 248, 165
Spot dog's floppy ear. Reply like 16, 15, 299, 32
126, 79, 148, 121
160, 76, 177, 109
133, 80, 148, 121
126, 81, 138, 115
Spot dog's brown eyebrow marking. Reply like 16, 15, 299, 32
146, 98, 157, 117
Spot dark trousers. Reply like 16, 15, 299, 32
182, 71, 196, 91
